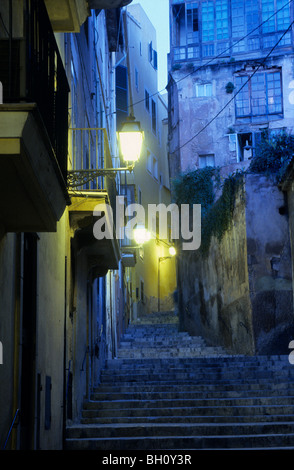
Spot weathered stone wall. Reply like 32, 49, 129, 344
246, 175, 294, 355
178, 174, 293, 355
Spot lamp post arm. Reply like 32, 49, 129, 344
67, 164, 135, 188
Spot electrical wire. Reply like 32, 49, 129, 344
170, 18, 294, 155
120, 0, 294, 113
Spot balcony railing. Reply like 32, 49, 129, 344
0, 0, 69, 182
67, 127, 117, 216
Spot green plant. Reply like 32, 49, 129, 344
172, 166, 220, 218
172, 167, 245, 256
201, 170, 245, 255
225, 82, 235, 94
248, 130, 294, 179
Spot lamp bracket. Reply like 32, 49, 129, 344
67, 165, 135, 188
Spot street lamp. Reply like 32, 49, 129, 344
118, 115, 144, 164
67, 115, 144, 189
133, 225, 151, 245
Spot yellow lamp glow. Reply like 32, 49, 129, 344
133, 225, 151, 245
118, 115, 144, 162
169, 246, 176, 256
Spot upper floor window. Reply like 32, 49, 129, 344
148, 41, 158, 70
187, 3, 199, 44
145, 89, 150, 112
216, 0, 229, 40
147, 151, 158, 179
135, 67, 139, 92
262, 0, 290, 33
202, 1, 214, 42
231, 0, 245, 38
151, 98, 157, 133
235, 70, 283, 118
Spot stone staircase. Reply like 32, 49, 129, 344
66, 313, 294, 450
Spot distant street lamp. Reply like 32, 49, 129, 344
133, 225, 151, 245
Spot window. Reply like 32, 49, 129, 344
232, 40, 245, 53
138, 187, 142, 204
216, 0, 229, 40
235, 71, 283, 118
231, 0, 245, 38
248, 37, 260, 50
148, 41, 158, 70
262, 0, 275, 33
147, 151, 158, 180
145, 89, 150, 112
262, 0, 290, 33
199, 154, 215, 168
187, 3, 199, 44
202, 44, 214, 56
135, 67, 139, 91
188, 46, 200, 59
246, 0, 259, 34
174, 47, 186, 61
151, 99, 157, 133
140, 280, 144, 302
116, 65, 128, 130
202, 1, 214, 42
277, 0, 291, 30
148, 41, 153, 62
196, 83, 213, 97
153, 50, 158, 70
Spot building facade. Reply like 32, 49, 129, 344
168, 0, 294, 178
118, 4, 177, 319
167, 0, 294, 354
0, 0, 131, 450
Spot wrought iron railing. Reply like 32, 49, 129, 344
68, 127, 117, 217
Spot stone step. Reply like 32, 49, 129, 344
66, 422, 294, 440
94, 382, 294, 395
80, 413, 294, 426
99, 371, 294, 383
90, 386, 294, 401
116, 349, 227, 359
66, 432, 294, 450
81, 404, 294, 419
82, 396, 294, 413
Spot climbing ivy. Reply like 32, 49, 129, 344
172, 167, 244, 256
172, 166, 220, 218
172, 131, 294, 256
200, 170, 244, 255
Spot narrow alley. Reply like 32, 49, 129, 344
1, 0, 294, 456
66, 312, 294, 450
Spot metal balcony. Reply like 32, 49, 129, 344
0, 0, 70, 233
68, 127, 120, 273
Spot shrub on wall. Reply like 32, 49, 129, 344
172, 167, 244, 256
248, 130, 294, 179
